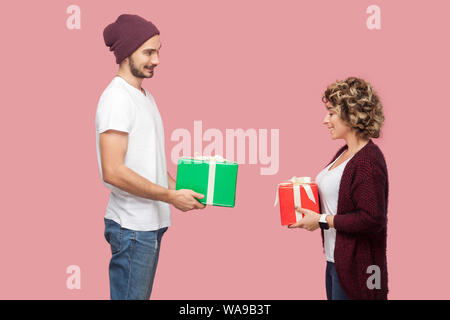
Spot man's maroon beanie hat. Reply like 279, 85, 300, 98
103, 14, 160, 64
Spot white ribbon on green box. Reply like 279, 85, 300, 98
188, 154, 229, 205
274, 176, 317, 222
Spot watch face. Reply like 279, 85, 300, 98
320, 222, 329, 230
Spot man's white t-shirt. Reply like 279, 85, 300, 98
95, 76, 171, 231
315, 151, 353, 263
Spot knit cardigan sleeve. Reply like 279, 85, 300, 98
333, 156, 387, 235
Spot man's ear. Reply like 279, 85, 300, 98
120, 57, 129, 67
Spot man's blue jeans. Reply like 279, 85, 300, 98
104, 218, 168, 300
326, 261, 349, 300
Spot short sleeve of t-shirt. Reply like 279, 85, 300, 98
96, 89, 135, 134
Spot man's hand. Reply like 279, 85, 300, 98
169, 189, 206, 212
288, 207, 320, 231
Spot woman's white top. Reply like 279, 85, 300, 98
315, 151, 353, 263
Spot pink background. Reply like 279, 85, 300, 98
1, 0, 449, 299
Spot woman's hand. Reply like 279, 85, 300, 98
288, 207, 320, 231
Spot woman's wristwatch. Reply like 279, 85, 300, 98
319, 214, 330, 230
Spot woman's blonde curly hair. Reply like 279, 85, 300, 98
322, 77, 384, 139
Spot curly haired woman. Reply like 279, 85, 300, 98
289, 77, 389, 300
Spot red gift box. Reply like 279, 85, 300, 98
274, 177, 320, 226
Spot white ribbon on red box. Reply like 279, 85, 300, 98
274, 176, 317, 222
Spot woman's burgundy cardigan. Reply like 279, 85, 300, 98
321, 139, 389, 300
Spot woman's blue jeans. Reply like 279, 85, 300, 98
104, 218, 168, 300
326, 261, 349, 300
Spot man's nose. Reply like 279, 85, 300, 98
151, 52, 160, 65
323, 114, 329, 125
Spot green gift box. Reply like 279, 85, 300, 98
175, 156, 238, 207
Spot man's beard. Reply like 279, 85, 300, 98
129, 57, 154, 78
